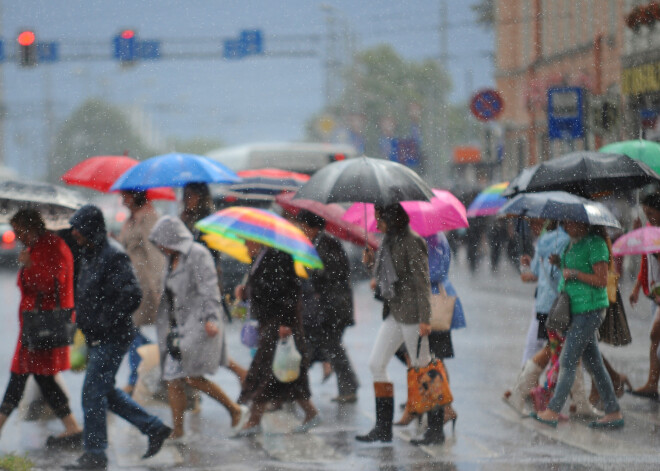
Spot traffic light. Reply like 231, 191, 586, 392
113, 29, 137, 64
17, 30, 37, 67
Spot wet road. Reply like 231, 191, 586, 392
0, 252, 659, 470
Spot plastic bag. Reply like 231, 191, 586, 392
272, 336, 301, 383
241, 320, 260, 348
70, 329, 88, 372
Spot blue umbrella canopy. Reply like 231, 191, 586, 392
110, 153, 240, 191
498, 191, 621, 229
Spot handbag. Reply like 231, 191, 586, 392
546, 292, 571, 334
21, 282, 76, 351
599, 288, 632, 346
406, 337, 453, 415
272, 336, 302, 383
429, 285, 456, 332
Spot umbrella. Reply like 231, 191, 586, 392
612, 226, 660, 256
195, 207, 323, 269
229, 168, 310, 195
466, 182, 509, 218
110, 153, 240, 191
293, 156, 434, 207
600, 139, 660, 175
502, 151, 660, 197
498, 191, 621, 229
61, 155, 176, 200
275, 192, 379, 250
342, 189, 469, 236
0, 179, 85, 229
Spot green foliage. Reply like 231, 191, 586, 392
0, 454, 33, 471
169, 137, 224, 155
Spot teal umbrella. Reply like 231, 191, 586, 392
600, 139, 660, 175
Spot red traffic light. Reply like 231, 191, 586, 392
120, 30, 135, 39
17, 30, 36, 46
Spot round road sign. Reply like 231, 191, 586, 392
470, 89, 504, 122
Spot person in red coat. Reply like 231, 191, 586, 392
0, 209, 82, 447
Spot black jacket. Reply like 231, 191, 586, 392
70, 205, 142, 345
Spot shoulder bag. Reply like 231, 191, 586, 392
21, 281, 76, 351
546, 254, 571, 334
429, 285, 456, 332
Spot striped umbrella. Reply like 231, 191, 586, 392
195, 207, 323, 269
466, 182, 509, 218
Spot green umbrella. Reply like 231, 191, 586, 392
599, 139, 660, 174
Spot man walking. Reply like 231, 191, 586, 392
296, 210, 359, 403
65, 205, 171, 470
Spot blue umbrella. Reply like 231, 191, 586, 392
110, 153, 240, 191
498, 191, 621, 229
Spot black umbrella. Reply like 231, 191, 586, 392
294, 156, 434, 207
502, 151, 660, 197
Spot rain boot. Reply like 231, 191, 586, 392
410, 407, 445, 446
504, 359, 543, 417
570, 362, 601, 417
355, 382, 393, 443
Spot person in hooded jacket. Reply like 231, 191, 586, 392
65, 205, 171, 471
148, 215, 249, 441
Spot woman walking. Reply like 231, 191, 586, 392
0, 209, 82, 447
355, 203, 433, 444
532, 222, 623, 429
149, 216, 248, 440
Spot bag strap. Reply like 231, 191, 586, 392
415, 336, 432, 364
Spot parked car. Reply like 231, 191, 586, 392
0, 222, 20, 266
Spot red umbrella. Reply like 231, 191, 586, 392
61, 155, 176, 200
275, 192, 379, 250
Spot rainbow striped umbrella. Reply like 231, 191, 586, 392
195, 207, 323, 269
466, 182, 509, 217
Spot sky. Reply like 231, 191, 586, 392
1, 1, 494, 179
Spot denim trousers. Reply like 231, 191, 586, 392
83, 342, 165, 455
127, 331, 151, 387
548, 309, 620, 415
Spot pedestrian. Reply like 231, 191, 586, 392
234, 241, 320, 436
0, 209, 82, 447
65, 205, 171, 470
148, 215, 249, 441
117, 190, 166, 396
355, 203, 434, 444
295, 210, 359, 403
531, 222, 624, 429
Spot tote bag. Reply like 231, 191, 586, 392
21, 286, 76, 351
429, 285, 455, 332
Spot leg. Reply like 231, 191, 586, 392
184, 376, 241, 426
167, 379, 186, 438
580, 324, 622, 419
0, 373, 29, 433
633, 308, 660, 395
522, 307, 546, 366
125, 331, 150, 392
503, 344, 549, 415
32, 374, 81, 436
226, 359, 247, 384
324, 327, 359, 399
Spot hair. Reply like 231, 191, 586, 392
10, 209, 46, 234
375, 203, 409, 234
123, 190, 148, 208
296, 209, 325, 230
642, 193, 660, 212
181, 182, 215, 230
545, 220, 558, 231
590, 225, 613, 263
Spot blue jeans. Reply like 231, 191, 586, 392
548, 309, 620, 415
127, 331, 151, 387
83, 342, 165, 455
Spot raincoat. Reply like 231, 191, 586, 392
530, 227, 571, 314
427, 233, 465, 330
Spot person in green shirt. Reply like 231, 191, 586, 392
531, 221, 623, 429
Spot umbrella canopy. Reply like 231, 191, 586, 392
599, 139, 660, 175
229, 168, 310, 195
275, 192, 379, 250
502, 151, 660, 197
612, 226, 660, 256
498, 191, 621, 229
110, 153, 240, 191
195, 207, 323, 269
0, 179, 85, 229
466, 182, 509, 218
293, 156, 434, 207
61, 155, 176, 200
342, 189, 468, 236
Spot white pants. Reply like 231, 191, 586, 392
522, 304, 546, 367
368, 315, 430, 382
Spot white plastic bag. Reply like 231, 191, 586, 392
272, 336, 302, 383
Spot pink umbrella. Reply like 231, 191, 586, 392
612, 226, 660, 256
342, 189, 468, 237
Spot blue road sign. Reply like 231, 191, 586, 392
37, 42, 59, 62
224, 29, 264, 59
0, 40, 4, 62
548, 87, 584, 139
137, 40, 160, 60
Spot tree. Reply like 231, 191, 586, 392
49, 99, 158, 184
169, 136, 224, 155
471, 0, 495, 30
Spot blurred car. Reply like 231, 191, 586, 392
0, 222, 20, 266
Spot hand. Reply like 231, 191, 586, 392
563, 268, 578, 281
419, 323, 431, 337
369, 278, 377, 291
205, 321, 219, 337
629, 288, 640, 306
234, 284, 245, 301
362, 248, 375, 267
520, 254, 532, 267
520, 272, 537, 283
549, 254, 561, 266
279, 326, 292, 339
18, 249, 31, 268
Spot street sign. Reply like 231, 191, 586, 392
224, 29, 264, 59
548, 87, 584, 139
37, 42, 59, 62
470, 89, 504, 121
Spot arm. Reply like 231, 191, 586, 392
105, 253, 143, 320
563, 261, 608, 288
193, 248, 222, 332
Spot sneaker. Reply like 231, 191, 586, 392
143, 425, 173, 459
46, 431, 83, 449
232, 405, 251, 432
64, 452, 107, 470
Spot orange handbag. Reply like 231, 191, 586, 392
406, 338, 453, 415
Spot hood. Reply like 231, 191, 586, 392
149, 215, 194, 254
69, 204, 107, 246
536, 226, 570, 258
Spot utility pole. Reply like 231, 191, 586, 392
437, 0, 449, 183
0, 0, 5, 169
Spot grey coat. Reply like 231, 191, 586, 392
149, 216, 225, 378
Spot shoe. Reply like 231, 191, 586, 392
232, 405, 251, 432
143, 425, 172, 459
529, 412, 558, 428
628, 389, 659, 400
46, 431, 83, 449
393, 408, 417, 426
293, 414, 322, 433
233, 424, 261, 438
588, 418, 624, 429
64, 452, 107, 470
331, 393, 358, 404
444, 405, 457, 432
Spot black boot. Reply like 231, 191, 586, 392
356, 382, 394, 443
411, 407, 445, 446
